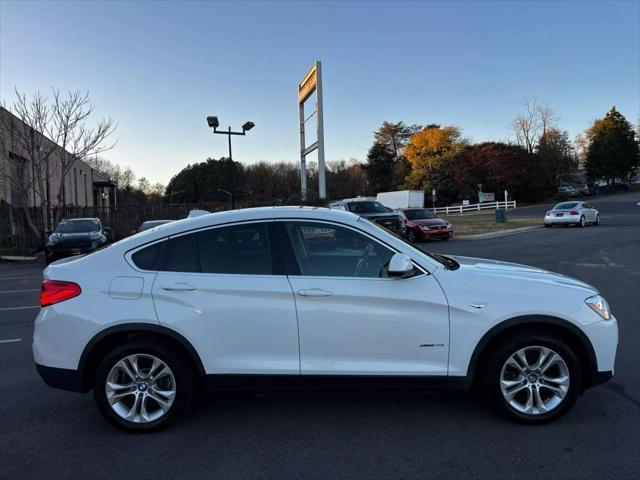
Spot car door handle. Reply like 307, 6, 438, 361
162, 283, 197, 291
297, 288, 332, 297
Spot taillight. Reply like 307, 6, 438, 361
41, 280, 81, 307
570, 211, 579, 216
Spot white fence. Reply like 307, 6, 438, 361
432, 200, 517, 215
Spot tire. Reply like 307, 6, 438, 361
93, 337, 195, 432
481, 330, 582, 424
544, 224, 552, 228
594, 214, 600, 226
407, 230, 417, 243
579, 215, 586, 228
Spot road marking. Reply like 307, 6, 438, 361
0, 338, 22, 344
0, 306, 40, 311
0, 289, 40, 294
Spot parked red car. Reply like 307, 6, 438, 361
397, 208, 454, 242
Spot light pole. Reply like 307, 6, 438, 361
206, 116, 255, 210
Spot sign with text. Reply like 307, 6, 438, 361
298, 64, 318, 104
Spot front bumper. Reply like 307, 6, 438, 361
582, 316, 618, 388
417, 227, 453, 239
45, 244, 98, 262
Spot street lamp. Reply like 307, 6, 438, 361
206, 115, 255, 210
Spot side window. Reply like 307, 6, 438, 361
196, 223, 272, 275
285, 222, 394, 278
583, 203, 591, 209
164, 233, 199, 273
131, 241, 165, 271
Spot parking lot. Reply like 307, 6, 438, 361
1, 192, 638, 480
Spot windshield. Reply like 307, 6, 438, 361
55, 220, 100, 233
554, 202, 579, 210
404, 209, 437, 220
347, 201, 391, 214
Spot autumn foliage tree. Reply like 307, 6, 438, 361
404, 124, 467, 191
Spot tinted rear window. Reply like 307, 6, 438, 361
164, 234, 199, 272
131, 241, 166, 270
197, 223, 271, 275
554, 202, 579, 210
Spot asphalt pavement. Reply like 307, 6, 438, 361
0, 192, 638, 480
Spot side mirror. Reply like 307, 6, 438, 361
388, 253, 414, 279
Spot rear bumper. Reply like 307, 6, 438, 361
35, 363, 85, 392
544, 216, 581, 225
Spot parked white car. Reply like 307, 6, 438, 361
544, 201, 600, 227
34, 207, 618, 431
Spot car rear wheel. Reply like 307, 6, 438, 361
579, 215, 586, 227
407, 230, 417, 243
594, 214, 600, 226
483, 331, 581, 424
93, 338, 195, 432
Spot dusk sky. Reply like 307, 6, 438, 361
1, 1, 638, 186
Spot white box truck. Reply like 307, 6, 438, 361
376, 190, 424, 209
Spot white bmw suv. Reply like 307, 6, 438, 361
33, 207, 618, 431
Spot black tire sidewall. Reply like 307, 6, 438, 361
407, 231, 416, 242
484, 332, 582, 424
93, 338, 194, 432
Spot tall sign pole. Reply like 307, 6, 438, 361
298, 60, 326, 200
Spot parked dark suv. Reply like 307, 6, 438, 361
45, 218, 111, 265
330, 199, 406, 237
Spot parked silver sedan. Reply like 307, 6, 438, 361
544, 201, 600, 227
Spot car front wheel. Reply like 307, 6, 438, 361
483, 331, 581, 424
407, 230, 417, 243
93, 338, 195, 432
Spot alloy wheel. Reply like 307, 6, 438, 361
105, 353, 176, 424
499, 346, 570, 415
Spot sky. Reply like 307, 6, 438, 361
1, 0, 638, 186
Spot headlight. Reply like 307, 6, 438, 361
90, 231, 102, 240
446, 222, 453, 228
420, 226, 430, 231
47, 233, 60, 245
585, 294, 611, 320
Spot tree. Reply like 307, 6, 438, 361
512, 98, 557, 154
453, 142, 548, 203
404, 124, 467, 189
536, 129, 578, 190
0, 89, 115, 237
46, 90, 116, 205
585, 107, 639, 183
364, 142, 395, 194
373, 121, 421, 162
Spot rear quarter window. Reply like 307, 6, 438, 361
131, 241, 166, 271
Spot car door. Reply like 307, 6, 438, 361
280, 220, 450, 376
583, 203, 596, 222
151, 221, 300, 374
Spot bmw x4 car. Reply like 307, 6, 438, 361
34, 207, 617, 431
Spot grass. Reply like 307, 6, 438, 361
441, 213, 541, 236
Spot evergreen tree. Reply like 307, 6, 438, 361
585, 107, 639, 183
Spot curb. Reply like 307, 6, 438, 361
0, 255, 40, 262
454, 225, 544, 240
